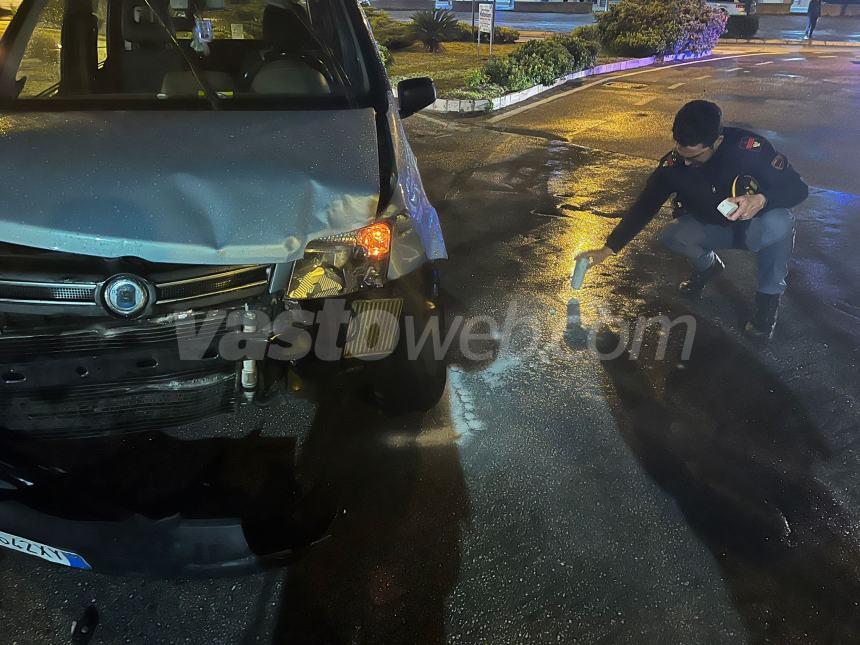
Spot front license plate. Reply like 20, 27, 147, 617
0, 530, 91, 570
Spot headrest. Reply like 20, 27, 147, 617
122, 0, 174, 45
262, 4, 314, 52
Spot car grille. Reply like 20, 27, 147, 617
155, 266, 270, 304
0, 265, 270, 311
0, 280, 98, 305
0, 315, 228, 362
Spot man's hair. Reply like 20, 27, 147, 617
672, 100, 723, 147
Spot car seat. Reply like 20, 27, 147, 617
242, 3, 330, 96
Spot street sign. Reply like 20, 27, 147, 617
434, 0, 452, 9
478, 3, 493, 34
495, 0, 515, 10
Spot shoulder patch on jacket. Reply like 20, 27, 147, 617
738, 136, 763, 152
771, 153, 787, 170
660, 151, 678, 168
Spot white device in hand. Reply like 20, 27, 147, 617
718, 199, 739, 219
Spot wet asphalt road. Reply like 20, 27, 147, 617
386, 11, 860, 43
2, 44, 860, 644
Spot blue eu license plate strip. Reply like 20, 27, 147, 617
0, 529, 92, 570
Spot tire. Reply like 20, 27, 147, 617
370, 263, 447, 416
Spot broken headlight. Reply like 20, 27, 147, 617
287, 221, 392, 300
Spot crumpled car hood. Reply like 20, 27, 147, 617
0, 109, 381, 265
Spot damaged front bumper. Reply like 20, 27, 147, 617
0, 432, 338, 575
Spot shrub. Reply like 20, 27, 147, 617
378, 44, 393, 71
451, 20, 474, 41
365, 8, 416, 50
472, 33, 603, 95
410, 9, 459, 52
723, 15, 760, 39
596, 0, 725, 57
508, 38, 572, 85
464, 67, 489, 88
379, 23, 417, 50
482, 56, 533, 92
674, 0, 728, 55
494, 26, 520, 44
456, 70, 507, 99
451, 21, 520, 44
550, 35, 600, 70
571, 24, 600, 43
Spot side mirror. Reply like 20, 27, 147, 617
397, 77, 436, 118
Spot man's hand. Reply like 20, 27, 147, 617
574, 246, 615, 267
726, 194, 767, 221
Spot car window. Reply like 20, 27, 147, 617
0, 0, 20, 38
2, 0, 371, 106
16, 0, 62, 97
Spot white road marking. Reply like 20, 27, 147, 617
818, 55, 838, 58
634, 96, 656, 106
487, 52, 765, 124
755, 61, 774, 66
724, 67, 742, 72
667, 82, 685, 89
692, 74, 712, 80
781, 57, 806, 61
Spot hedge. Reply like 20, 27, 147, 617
365, 8, 416, 50
378, 44, 393, 71
596, 0, 726, 58
451, 21, 520, 44
570, 24, 600, 43
723, 15, 760, 39
551, 34, 600, 70
467, 37, 598, 95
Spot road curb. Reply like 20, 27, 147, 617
425, 51, 712, 115
721, 37, 860, 47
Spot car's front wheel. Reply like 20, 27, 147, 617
369, 263, 447, 416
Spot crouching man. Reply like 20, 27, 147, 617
577, 100, 808, 340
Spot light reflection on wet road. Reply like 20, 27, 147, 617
1, 45, 859, 644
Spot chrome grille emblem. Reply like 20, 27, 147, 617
103, 275, 149, 318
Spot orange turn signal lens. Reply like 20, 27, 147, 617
355, 221, 391, 260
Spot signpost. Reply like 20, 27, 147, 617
478, 2, 494, 57
434, 0, 452, 9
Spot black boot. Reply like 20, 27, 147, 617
744, 292, 781, 341
679, 254, 725, 299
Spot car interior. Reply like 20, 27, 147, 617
34, 0, 348, 99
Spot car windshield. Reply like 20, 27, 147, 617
0, 0, 371, 107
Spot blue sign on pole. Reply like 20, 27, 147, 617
434, 0, 452, 8
495, 0, 515, 10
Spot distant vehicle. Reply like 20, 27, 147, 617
707, 0, 751, 16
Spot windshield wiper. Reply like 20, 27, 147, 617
142, 0, 221, 110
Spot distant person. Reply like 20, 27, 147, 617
576, 100, 808, 341
805, 0, 822, 39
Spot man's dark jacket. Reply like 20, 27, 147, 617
606, 127, 809, 252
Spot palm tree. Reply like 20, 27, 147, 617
410, 9, 458, 53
